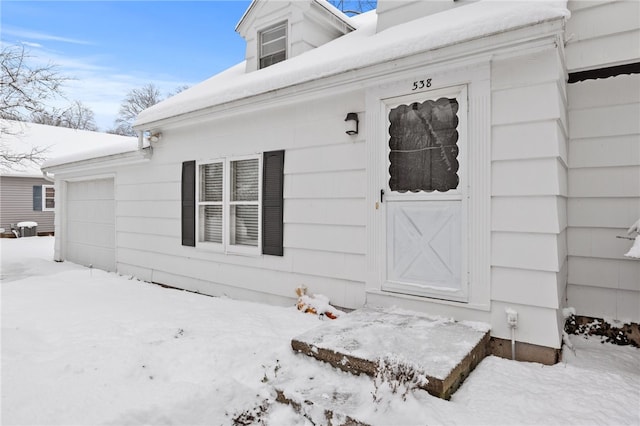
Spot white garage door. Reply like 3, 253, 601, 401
66, 179, 116, 272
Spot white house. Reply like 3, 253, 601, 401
43, 0, 640, 363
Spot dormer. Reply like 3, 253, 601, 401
236, 0, 354, 73
376, 0, 475, 33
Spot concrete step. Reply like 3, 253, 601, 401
290, 307, 490, 400
275, 384, 371, 426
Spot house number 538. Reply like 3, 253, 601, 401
412, 78, 432, 91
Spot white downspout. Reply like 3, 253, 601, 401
42, 170, 55, 182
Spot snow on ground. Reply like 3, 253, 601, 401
2, 237, 639, 425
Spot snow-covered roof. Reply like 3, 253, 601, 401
135, 0, 569, 128
1, 120, 137, 177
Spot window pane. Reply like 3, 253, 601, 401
231, 159, 259, 202
200, 205, 223, 243
262, 25, 285, 42
388, 97, 459, 193
231, 205, 258, 246
260, 51, 286, 69
45, 199, 55, 209
262, 38, 286, 56
201, 163, 223, 202
45, 187, 55, 197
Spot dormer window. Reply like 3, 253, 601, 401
259, 21, 287, 69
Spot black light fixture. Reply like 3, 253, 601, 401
345, 112, 359, 135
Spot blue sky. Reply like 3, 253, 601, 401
1, 1, 253, 131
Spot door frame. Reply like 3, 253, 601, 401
365, 58, 492, 311
381, 86, 469, 302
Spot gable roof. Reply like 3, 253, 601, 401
235, 0, 354, 33
1, 120, 137, 177
135, 0, 569, 129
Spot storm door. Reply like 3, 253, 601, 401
383, 87, 468, 302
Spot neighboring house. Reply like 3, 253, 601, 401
42, 0, 639, 362
0, 120, 137, 236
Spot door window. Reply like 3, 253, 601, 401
388, 98, 459, 193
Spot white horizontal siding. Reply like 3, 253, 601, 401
568, 73, 640, 109
567, 31, 640, 73
284, 223, 365, 254
492, 231, 566, 272
284, 170, 365, 199
110, 94, 367, 309
491, 48, 564, 92
568, 198, 639, 228
284, 142, 365, 174
567, 227, 636, 259
567, 284, 639, 324
492, 82, 565, 127
117, 163, 181, 185
567, 74, 640, 323
491, 265, 565, 309
117, 182, 180, 201
284, 198, 366, 226
569, 103, 640, 140
116, 232, 365, 283
117, 247, 366, 309
569, 166, 640, 198
492, 196, 566, 234
116, 200, 181, 219
566, 0, 640, 72
117, 216, 180, 238
488, 47, 568, 347
570, 135, 639, 168
492, 158, 567, 196
569, 256, 640, 292
117, 232, 292, 270
493, 120, 566, 164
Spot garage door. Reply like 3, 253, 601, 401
65, 179, 116, 272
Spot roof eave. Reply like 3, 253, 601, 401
42, 147, 152, 175
135, 15, 566, 131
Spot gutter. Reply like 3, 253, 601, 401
42, 147, 153, 176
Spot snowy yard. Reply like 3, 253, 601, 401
2, 237, 639, 425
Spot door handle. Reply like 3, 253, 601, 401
380, 189, 385, 203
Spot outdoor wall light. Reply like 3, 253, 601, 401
147, 132, 162, 143
345, 112, 359, 135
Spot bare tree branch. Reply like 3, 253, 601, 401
31, 100, 98, 131
0, 45, 73, 170
109, 83, 189, 136
0, 45, 69, 127
0, 140, 50, 172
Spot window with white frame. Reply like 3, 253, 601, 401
259, 22, 286, 69
43, 185, 55, 211
197, 156, 261, 253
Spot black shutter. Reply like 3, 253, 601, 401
181, 161, 196, 247
262, 150, 284, 256
33, 185, 42, 211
